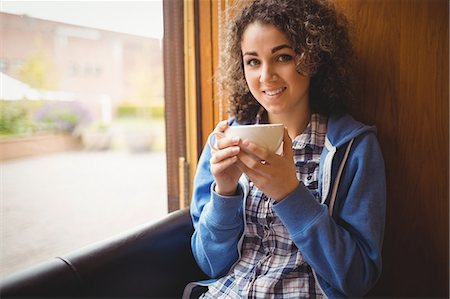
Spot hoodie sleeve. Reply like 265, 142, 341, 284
190, 143, 245, 278
272, 132, 386, 297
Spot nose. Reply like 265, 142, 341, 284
259, 64, 277, 83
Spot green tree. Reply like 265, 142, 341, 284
17, 39, 57, 90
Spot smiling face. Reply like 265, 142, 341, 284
241, 22, 310, 124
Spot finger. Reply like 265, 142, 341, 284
240, 139, 271, 163
235, 158, 261, 178
210, 121, 238, 150
215, 120, 229, 133
235, 159, 269, 190
216, 136, 240, 150
237, 152, 270, 177
282, 128, 293, 157
238, 151, 263, 171
211, 146, 240, 163
211, 156, 238, 175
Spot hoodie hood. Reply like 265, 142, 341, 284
319, 113, 378, 210
326, 114, 377, 148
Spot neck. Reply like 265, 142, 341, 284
268, 108, 311, 140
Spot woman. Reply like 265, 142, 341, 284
185, 0, 386, 298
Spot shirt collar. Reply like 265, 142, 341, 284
292, 113, 328, 150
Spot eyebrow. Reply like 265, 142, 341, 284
243, 44, 293, 57
272, 44, 292, 53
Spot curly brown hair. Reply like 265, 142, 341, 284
218, 0, 355, 123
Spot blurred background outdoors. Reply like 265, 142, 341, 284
0, 1, 167, 277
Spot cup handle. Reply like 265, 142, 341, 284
207, 131, 225, 151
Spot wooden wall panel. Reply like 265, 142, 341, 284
198, 0, 215, 147
198, 0, 238, 148
333, 0, 449, 297
211, 0, 223, 127
195, 0, 449, 295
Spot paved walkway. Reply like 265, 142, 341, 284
0, 150, 168, 277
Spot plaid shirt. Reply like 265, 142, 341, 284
202, 114, 328, 299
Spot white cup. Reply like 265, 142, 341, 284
207, 123, 284, 152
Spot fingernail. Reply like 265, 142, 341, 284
232, 137, 240, 143
242, 139, 250, 146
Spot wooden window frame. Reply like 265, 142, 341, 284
163, 0, 186, 212
163, 0, 236, 211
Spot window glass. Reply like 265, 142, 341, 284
0, 1, 166, 277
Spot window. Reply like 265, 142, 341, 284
69, 63, 78, 76
0, 60, 8, 72
1, 1, 166, 277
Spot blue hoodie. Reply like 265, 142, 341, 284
186, 113, 386, 298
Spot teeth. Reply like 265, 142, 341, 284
264, 87, 285, 96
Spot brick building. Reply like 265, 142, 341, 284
0, 12, 163, 121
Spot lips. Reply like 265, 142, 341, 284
263, 87, 286, 96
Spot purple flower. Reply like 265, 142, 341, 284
34, 101, 92, 133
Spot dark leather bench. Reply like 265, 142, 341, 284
0, 208, 207, 298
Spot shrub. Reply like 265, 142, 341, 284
116, 103, 164, 119
0, 101, 31, 135
150, 105, 164, 119
34, 101, 91, 133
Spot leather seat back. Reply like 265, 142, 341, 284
0, 208, 206, 298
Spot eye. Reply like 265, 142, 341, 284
245, 58, 260, 67
277, 54, 293, 62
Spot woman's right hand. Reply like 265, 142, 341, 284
209, 120, 243, 196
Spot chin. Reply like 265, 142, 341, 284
264, 106, 287, 115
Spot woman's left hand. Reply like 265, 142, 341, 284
236, 128, 299, 201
